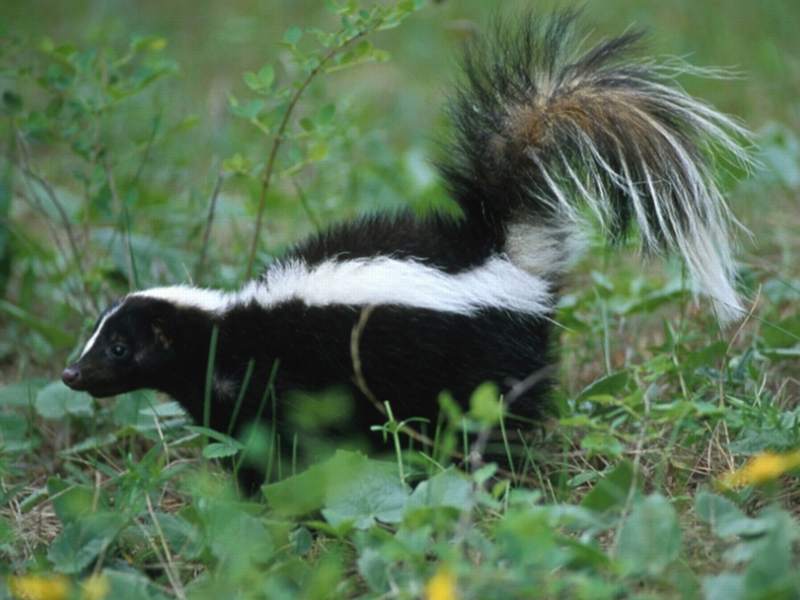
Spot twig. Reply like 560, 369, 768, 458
244, 29, 369, 281
14, 130, 98, 312
131, 114, 162, 188
104, 157, 139, 290
195, 171, 225, 284
143, 495, 187, 600
292, 178, 322, 231
350, 305, 385, 418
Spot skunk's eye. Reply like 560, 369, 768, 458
109, 343, 128, 359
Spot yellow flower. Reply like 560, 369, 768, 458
425, 567, 458, 600
80, 575, 110, 600
720, 450, 800, 488
7, 575, 70, 600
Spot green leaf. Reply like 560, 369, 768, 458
580, 460, 638, 513
283, 26, 303, 46
577, 371, 629, 401
469, 382, 503, 426
138, 400, 185, 419
222, 152, 253, 175
264, 450, 409, 528
580, 432, 623, 458
616, 494, 682, 576
131, 35, 167, 53
695, 491, 768, 537
47, 512, 126, 573
357, 547, 390, 593
200, 500, 275, 565
307, 141, 329, 162
299, 117, 315, 131
229, 98, 265, 120
48, 477, 106, 526
702, 574, 745, 600
406, 468, 473, 513
152, 513, 203, 561
317, 103, 336, 124
202, 442, 241, 459
743, 509, 799, 596
321, 460, 409, 529
0, 379, 47, 407
683, 341, 728, 371
186, 425, 243, 448
99, 569, 171, 600
35, 381, 93, 419
243, 64, 275, 92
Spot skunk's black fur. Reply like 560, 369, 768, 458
63, 13, 749, 489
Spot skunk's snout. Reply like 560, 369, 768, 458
61, 366, 82, 388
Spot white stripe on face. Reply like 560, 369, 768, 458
79, 304, 121, 358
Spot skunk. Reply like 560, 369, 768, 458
62, 13, 749, 470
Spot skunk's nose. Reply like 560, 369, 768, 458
61, 366, 81, 388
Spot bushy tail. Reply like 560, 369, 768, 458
439, 12, 752, 321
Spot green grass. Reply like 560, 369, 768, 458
1, 0, 799, 598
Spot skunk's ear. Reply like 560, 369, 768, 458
151, 320, 173, 349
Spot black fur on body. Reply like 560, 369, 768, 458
62, 13, 749, 486
66, 296, 551, 435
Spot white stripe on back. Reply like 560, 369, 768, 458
133, 255, 552, 317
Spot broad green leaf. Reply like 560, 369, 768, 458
577, 371, 629, 401
138, 400, 185, 419
48, 512, 126, 573
321, 459, 408, 528
48, 477, 106, 525
580, 460, 638, 513
407, 468, 472, 513
616, 494, 681, 576
152, 513, 203, 561
202, 442, 240, 459
695, 491, 768, 537
201, 501, 274, 567
702, 574, 745, 600
0, 379, 48, 407
100, 569, 171, 600
0, 413, 30, 451
264, 450, 409, 528
357, 547, 390, 593
35, 381, 92, 419
743, 509, 799, 596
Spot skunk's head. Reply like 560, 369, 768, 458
62, 296, 184, 398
